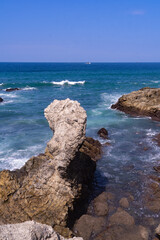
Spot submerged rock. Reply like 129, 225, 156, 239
111, 87, 160, 121
0, 221, 83, 240
97, 128, 108, 139
5, 87, 21, 92
74, 215, 107, 240
0, 99, 101, 236
109, 208, 135, 226
93, 192, 109, 216
119, 197, 129, 208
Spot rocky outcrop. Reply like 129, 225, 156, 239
111, 87, 160, 121
5, 88, 21, 92
0, 221, 83, 240
0, 99, 101, 237
0, 97, 3, 102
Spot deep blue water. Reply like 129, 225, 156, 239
0, 62, 160, 222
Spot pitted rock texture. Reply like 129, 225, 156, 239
111, 87, 160, 121
44, 98, 87, 171
0, 221, 83, 240
0, 99, 101, 237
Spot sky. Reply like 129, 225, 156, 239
0, 0, 160, 62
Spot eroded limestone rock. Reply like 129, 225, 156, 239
0, 99, 101, 237
0, 221, 83, 240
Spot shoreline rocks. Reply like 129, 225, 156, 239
111, 87, 160, 121
0, 99, 101, 237
0, 97, 3, 102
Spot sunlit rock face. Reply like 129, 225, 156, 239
112, 87, 160, 121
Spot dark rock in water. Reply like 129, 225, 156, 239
0, 99, 101, 237
111, 87, 160, 121
0, 97, 3, 102
6, 87, 21, 92
97, 128, 108, 139
74, 214, 107, 240
153, 165, 160, 173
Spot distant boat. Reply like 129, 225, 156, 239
85, 62, 91, 65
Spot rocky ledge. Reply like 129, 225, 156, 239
0, 99, 101, 237
111, 87, 160, 121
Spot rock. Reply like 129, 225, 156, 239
109, 208, 135, 226
74, 215, 107, 240
0, 221, 83, 240
153, 165, 160, 172
153, 133, 160, 146
155, 224, 160, 236
5, 88, 21, 92
139, 225, 149, 240
0, 97, 3, 102
119, 197, 129, 208
93, 192, 109, 216
79, 137, 102, 161
95, 225, 148, 240
0, 99, 101, 236
97, 128, 108, 139
111, 87, 160, 121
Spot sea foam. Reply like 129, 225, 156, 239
52, 80, 85, 85
0, 83, 3, 86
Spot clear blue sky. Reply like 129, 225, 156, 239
0, 0, 160, 62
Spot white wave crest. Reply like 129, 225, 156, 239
0, 83, 3, 86
52, 80, 85, 85
22, 86, 37, 91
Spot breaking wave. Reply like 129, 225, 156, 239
52, 80, 85, 85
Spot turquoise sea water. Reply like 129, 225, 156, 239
0, 63, 160, 223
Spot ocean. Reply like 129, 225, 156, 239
0, 62, 160, 223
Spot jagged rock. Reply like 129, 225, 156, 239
0, 221, 83, 240
111, 87, 160, 121
5, 88, 21, 92
0, 99, 101, 237
97, 128, 108, 139
0, 97, 3, 102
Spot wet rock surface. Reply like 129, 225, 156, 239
0, 97, 3, 102
0, 99, 101, 237
111, 87, 160, 121
0, 221, 83, 240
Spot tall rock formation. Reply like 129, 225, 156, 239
0, 99, 101, 236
